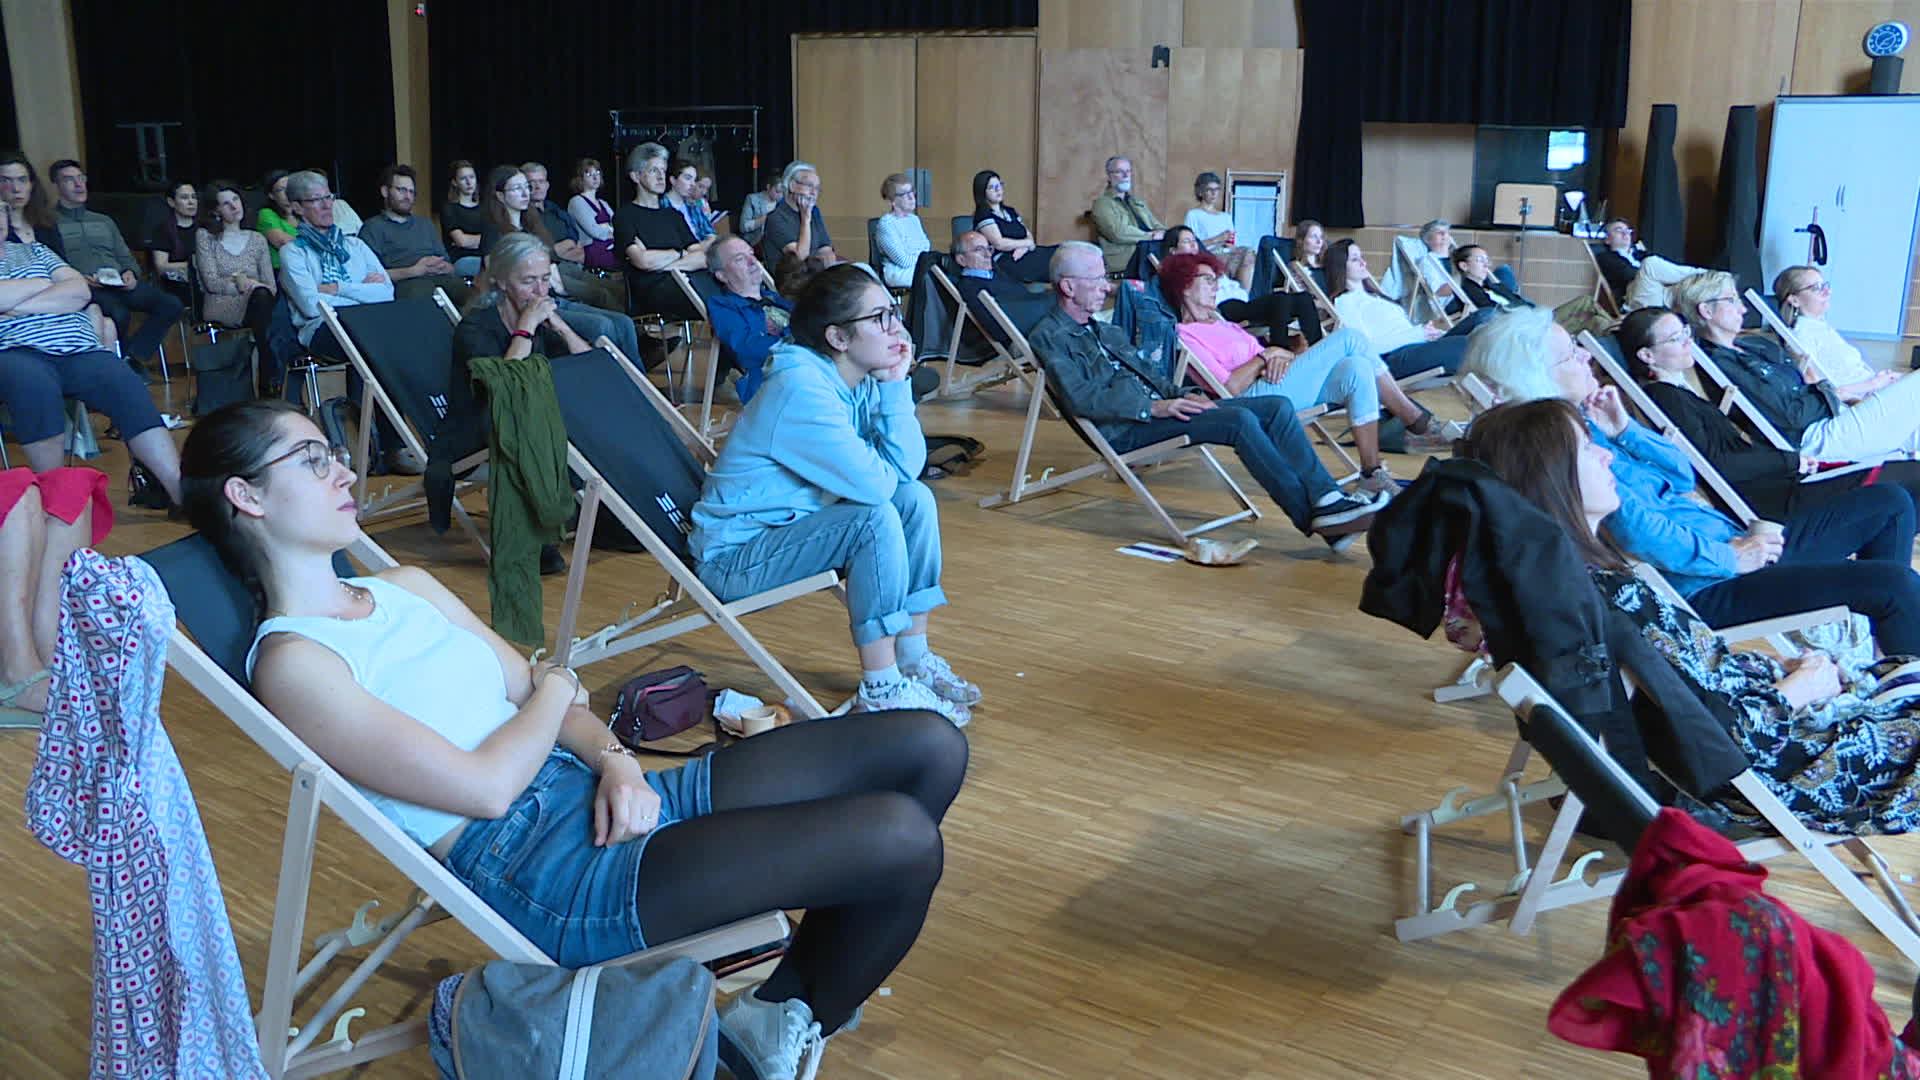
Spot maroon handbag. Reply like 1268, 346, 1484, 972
609, 666, 711, 749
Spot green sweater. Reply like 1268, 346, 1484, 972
257, 207, 299, 268
468, 353, 573, 646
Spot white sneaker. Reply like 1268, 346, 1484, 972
858, 675, 970, 727
1406, 417, 1468, 453
903, 652, 982, 706
719, 986, 825, 1080
1354, 466, 1401, 499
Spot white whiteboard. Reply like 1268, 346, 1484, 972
1760, 95, 1920, 340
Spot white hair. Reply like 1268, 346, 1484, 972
1049, 241, 1104, 285
1462, 306, 1562, 403
1419, 219, 1451, 242
781, 161, 818, 189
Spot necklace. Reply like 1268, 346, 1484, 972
266, 579, 373, 619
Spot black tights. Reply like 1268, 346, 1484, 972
631, 710, 968, 1033
1219, 291, 1323, 343
238, 287, 281, 392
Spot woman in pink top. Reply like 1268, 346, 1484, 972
1163, 251, 1459, 496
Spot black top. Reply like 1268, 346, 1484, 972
973, 206, 1029, 242
1594, 246, 1637, 300
476, 216, 554, 258
442, 200, 487, 252
1459, 274, 1530, 310
1639, 378, 1799, 520
613, 202, 696, 302
147, 219, 197, 263
447, 305, 573, 449
1698, 335, 1840, 448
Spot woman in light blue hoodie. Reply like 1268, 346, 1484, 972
690, 264, 978, 726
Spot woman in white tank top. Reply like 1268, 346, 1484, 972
180, 399, 969, 1080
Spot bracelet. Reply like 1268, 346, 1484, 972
595, 738, 636, 772
510, 328, 534, 340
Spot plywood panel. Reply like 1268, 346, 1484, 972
793, 36, 918, 264
1165, 48, 1303, 232
1038, 0, 1182, 49
1615, 0, 1799, 261
1035, 48, 1169, 244
2, 0, 85, 162
387, 0, 431, 190
916, 35, 1038, 236
1791, 0, 1920, 93
1359, 123, 1475, 228
1180, 0, 1300, 48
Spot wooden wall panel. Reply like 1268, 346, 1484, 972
2, 0, 85, 163
1791, 0, 1920, 93
792, 36, 917, 264
1180, 0, 1300, 48
1038, 0, 1182, 50
1358, 123, 1475, 228
1614, 0, 1799, 260
1165, 48, 1303, 228
388, 0, 431, 191
916, 35, 1038, 236
1035, 49, 1168, 244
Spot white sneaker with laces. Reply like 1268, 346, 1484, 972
1406, 417, 1468, 453
903, 652, 982, 706
1354, 466, 1400, 499
858, 676, 971, 727
718, 987, 825, 1080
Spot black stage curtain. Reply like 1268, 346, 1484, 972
428, 1, 1035, 215
0, 17, 17, 152
68, 0, 395, 201
1295, 0, 1632, 227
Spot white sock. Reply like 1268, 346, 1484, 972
896, 632, 930, 668
861, 664, 905, 696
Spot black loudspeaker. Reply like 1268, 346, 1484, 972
1870, 55, 1905, 94
1639, 105, 1685, 258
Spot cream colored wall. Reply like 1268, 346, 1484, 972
2, 0, 85, 164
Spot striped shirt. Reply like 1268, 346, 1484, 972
0, 243, 103, 355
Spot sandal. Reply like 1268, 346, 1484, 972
0, 668, 49, 730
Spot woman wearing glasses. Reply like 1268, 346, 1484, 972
180, 398, 965, 1080
1772, 265, 1897, 399
691, 264, 979, 727
1622, 306, 1920, 517
1677, 271, 1920, 463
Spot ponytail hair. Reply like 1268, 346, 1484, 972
179, 398, 307, 619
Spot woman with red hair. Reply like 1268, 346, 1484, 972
1162, 250, 1463, 497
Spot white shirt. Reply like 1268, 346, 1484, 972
1791, 313, 1876, 386
1184, 207, 1235, 249
1334, 288, 1427, 353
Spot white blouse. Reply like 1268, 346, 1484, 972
1333, 289, 1427, 353
1792, 313, 1876, 386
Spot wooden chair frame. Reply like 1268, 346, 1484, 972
668, 268, 732, 443
156, 532, 787, 1079
925, 263, 1047, 404
1581, 240, 1621, 318
316, 299, 490, 558
1394, 240, 1462, 327
546, 343, 841, 719
1744, 286, 1836, 384
1289, 259, 1342, 331
1399, 646, 1920, 966
1686, 338, 1798, 452
973, 293, 1261, 546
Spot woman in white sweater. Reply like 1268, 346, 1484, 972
1325, 239, 1477, 378
872, 173, 930, 289
1772, 265, 1897, 398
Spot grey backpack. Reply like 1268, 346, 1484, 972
429, 955, 718, 1079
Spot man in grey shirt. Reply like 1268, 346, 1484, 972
358, 163, 470, 306
758, 161, 838, 266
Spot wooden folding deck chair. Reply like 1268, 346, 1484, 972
1170, 343, 1368, 485
544, 344, 842, 718
1393, 240, 1465, 327
1290, 259, 1342, 331
1582, 240, 1621, 318
1744, 286, 1838, 383
973, 293, 1261, 546
142, 532, 788, 1079
1685, 338, 1799, 452
666, 268, 736, 443
316, 298, 490, 556
1398, 583, 1920, 966
925, 263, 1049, 403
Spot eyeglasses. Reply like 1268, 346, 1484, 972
1794, 280, 1832, 296
1653, 324, 1693, 348
1194, 273, 1219, 284
839, 306, 903, 333
1704, 295, 1742, 307
295, 193, 334, 205
254, 439, 351, 481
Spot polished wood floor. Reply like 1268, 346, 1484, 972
4, 360, 1919, 1078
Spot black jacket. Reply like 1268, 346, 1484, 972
1640, 379, 1800, 519
1459, 274, 1530, 311
1361, 459, 1749, 816
1594, 246, 1637, 301
1700, 335, 1840, 448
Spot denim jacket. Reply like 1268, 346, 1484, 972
1591, 417, 1741, 595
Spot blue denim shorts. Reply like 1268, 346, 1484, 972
442, 751, 712, 966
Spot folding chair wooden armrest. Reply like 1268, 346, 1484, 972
926, 264, 1036, 402
1582, 241, 1621, 318
1457, 372, 1501, 415
1689, 340, 1797, 452
1172, 343, 1234, 398
1743, 287, 1828, 380
1292, 261, 1342, 330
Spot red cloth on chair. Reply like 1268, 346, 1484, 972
0, 467, 113, 544
1548, 807, 1920, 1078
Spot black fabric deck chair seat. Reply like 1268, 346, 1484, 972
543, 347, 841, 716
143, 533, 356, 683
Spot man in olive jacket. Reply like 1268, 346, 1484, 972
1025, 242, 1386, 548
1089, 155, 1164, 273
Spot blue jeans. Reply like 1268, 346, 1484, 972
1242, 326, 1382, 421
1689, 485, 1920, 654
696, 481, 948, 646
555, 298, 641, 366
1384, 331, 1471, 379
443, 751, 712, 966
1493, 264, 1520, 295
1107, 395, 1338, 533
92, 279, 183, 362
0, 346, 163, 443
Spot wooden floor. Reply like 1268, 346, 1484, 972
5, 360, 1920, 1078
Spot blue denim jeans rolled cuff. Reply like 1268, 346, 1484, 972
442, 751, 711, 965
697, 482, 946, 648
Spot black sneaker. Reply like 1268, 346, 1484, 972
1309, 492, 1385, 532
127, 464, 172, 510
539, 543, 568, 576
